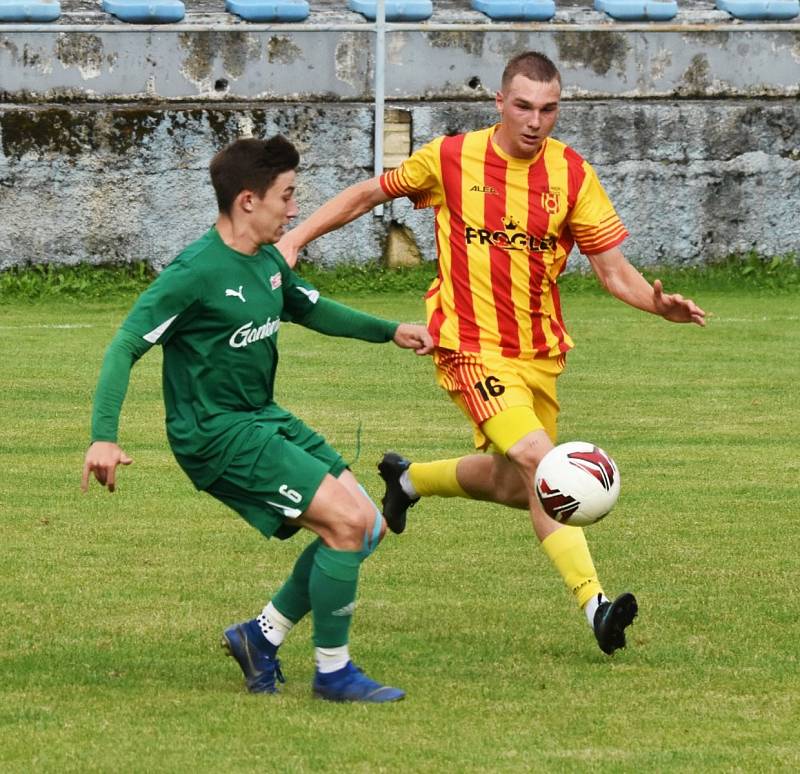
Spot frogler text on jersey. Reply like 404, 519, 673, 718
463, 225, 557, 253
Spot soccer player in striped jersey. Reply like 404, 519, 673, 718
81, 135, 433, 702
277, 52, 706, 656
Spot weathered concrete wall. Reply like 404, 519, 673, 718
1, 99, 797, 269
2, 24, 800, 101
0, 15, 799, 269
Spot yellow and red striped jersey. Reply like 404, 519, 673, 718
380, 125, 628, 358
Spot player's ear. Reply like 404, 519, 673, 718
236, 189, 255, 214
495, 90, 504, 115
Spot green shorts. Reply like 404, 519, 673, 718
205, 411, 347, 540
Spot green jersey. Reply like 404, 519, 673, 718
91, 227, 398, 489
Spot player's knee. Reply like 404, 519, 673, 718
355, 498, 384, 540
506, 432, 553, 502
324, 499, 379, 552
325, 508, 364, 547
507, 431, 552, 471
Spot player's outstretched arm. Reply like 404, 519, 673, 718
81, 441, 133, 493
276, 178, 391, 268
392, 323, 434, 356
587, 247, 706, 327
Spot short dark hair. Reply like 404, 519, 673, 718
501, 51, 561, 91
209, 135, 300, 215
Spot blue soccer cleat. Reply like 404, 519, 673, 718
313, 661, 405, 703
593, 592, 638, 655
222, 619, 285, 694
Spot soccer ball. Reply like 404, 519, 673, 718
534, 441, 620, 527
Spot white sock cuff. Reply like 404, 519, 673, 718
257, 601, 295, 647
315, 645, 350, 674
583, 593, 609, 627
262, 601, 294, 630
399, 470, 418, 499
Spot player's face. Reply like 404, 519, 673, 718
252, 169, 299, 244
494, 75, 561, 158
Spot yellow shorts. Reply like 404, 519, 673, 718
434, 348, 566, 453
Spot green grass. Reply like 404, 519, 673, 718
1, 279, 799, 772
1, 251, 798, 300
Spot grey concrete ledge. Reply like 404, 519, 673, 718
3, 24, 800, 100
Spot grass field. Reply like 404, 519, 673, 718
1, 278, 799, 772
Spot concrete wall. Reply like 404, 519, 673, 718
1, 17, 799, 269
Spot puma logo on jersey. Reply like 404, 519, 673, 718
225, 286, 246, 303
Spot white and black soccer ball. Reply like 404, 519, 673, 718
534, 441, 620, 527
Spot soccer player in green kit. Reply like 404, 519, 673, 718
81, 135, 433, 703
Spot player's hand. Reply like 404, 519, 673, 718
275, 234, 300, 269
393, 323, 434, 355
81, 441, 133, 493
653, 279, 706, 327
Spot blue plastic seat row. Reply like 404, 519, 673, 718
1, 0, 798, 24
594, 0, 678, 20
0, 0, 60, 20
714, 0, 799, 18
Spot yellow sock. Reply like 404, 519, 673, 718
541, 526, 603, 609
408, 458, 469, 498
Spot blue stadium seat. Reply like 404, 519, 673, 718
226, 0, 309, 20
594, 0, 678, 19
471, 0, 555, 20
347, 0, 433, 21
101, 0, 185, 23
0, 0, 60, 21
715, 0, 798, 18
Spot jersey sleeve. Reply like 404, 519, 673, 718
273, 251, 397, 341
120, 258, 203, 346
294, 297, 398, 342
567, 161, 629, 256
91, 328, 152, 442
379, 139, 442, 209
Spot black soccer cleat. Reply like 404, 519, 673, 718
377, 452, 419, 535
593, 592, 638, 655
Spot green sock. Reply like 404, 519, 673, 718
270, 538, 321, 623
310, 545, 362, 648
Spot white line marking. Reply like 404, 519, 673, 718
571, 316, 799, 324
0, 323, 96, 330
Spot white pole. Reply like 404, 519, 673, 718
373, 0, 386, 218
